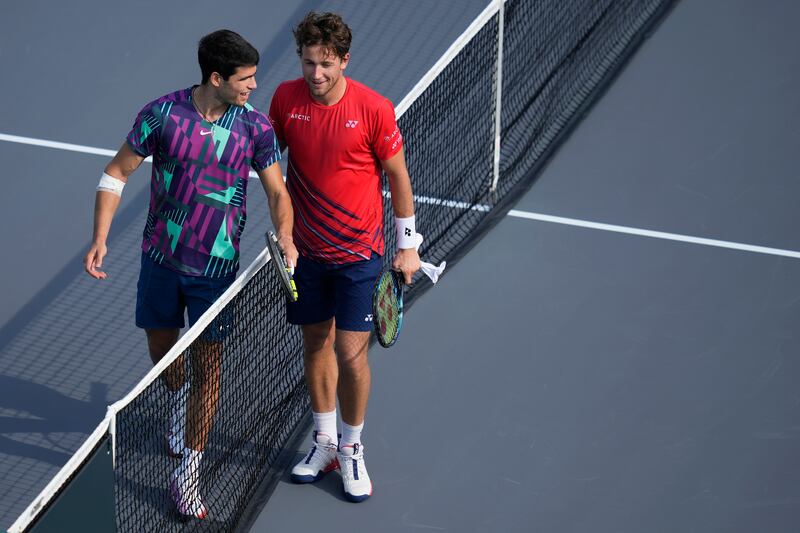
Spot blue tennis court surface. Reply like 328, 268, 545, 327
3, 0, 800, 531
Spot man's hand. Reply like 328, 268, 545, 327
392, 247, 421, 285
84, 242, 109, 280
278, 234, 299, 272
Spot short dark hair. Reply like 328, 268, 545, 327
198, 29, 259, 83
293, 12, 352, 59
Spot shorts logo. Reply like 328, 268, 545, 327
364, 314, 373, 322
345, 120, 359, 128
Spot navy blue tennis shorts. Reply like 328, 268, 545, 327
136, 253, 235, 341
287, 252, 382, 332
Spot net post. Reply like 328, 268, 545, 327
490, 0, 505, 193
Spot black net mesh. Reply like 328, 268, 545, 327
394, 0, 674, 305
22, 1, 675, 531
497, 0, 669, 196
382, 14, 499, 276
114, 263, 306, 532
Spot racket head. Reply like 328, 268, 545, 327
265, 231, 298, 302
372, 270, 404, 348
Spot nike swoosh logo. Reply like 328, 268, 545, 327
200, 130, 213, 136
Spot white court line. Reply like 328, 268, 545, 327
3, 132, 798, 260
383, 189, 491, 211
0, 132, 266, 177
508, 209, 800, 259
0, 132, 119, 158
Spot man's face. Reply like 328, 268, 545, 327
216, 65, 258, 106
300, 45, 349, 103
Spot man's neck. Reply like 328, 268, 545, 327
193, 84, 229, 122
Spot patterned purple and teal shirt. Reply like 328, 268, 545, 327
126, 87, 280, 278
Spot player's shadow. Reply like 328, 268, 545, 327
0, 375, 109, 466
0, 185, 149, 354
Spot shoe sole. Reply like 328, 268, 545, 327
290, 460, 339, 484
344, 483, 373, 503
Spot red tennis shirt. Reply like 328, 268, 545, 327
269, 77, 403, 264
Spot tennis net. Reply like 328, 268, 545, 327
10, 0, 674, 530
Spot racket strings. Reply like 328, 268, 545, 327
375, 277, 399, 340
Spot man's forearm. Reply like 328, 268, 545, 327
268, 192, 294, 240
387, 172, 414, 218
382, 148, 415, 218
92, 190, 122, 245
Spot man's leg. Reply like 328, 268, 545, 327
334, 329, 373, 502
290, 319, 341, 483
328, 251, 380, 503
170, 341, 218, 519
334, 329, 371, 428
146, 331, 224, 457
185, 340, 222, 451
145, 328, 183, 390
146, 328, 187, 459
169, 271, 231, 519
302, 319, 338, 414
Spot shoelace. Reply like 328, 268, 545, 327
338, 449, 366, 481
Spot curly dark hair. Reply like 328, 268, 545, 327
293, 11, 352, 59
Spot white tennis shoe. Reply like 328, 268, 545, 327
291, 431, 340, 483
337, 442, 372, 502
169, 465, 207, 520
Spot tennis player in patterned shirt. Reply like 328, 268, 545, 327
269, 11, 420, 502
84, 29, 297, 519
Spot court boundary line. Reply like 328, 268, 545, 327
508, 209, 800, 259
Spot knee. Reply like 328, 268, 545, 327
336, 344, 368, 373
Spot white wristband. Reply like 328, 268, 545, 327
395, 215, 416, 249
97, 172, 125, 196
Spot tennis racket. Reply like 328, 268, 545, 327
265, 231, 298, 302
372, 269, 404, 348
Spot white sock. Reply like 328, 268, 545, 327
178, 448, 203, 498
312, 410, 338, 445
340, 420, 364, 447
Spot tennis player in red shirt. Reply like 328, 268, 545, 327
269, 11, 420, 502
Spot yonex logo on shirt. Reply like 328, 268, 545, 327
345, 120, 359, 128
